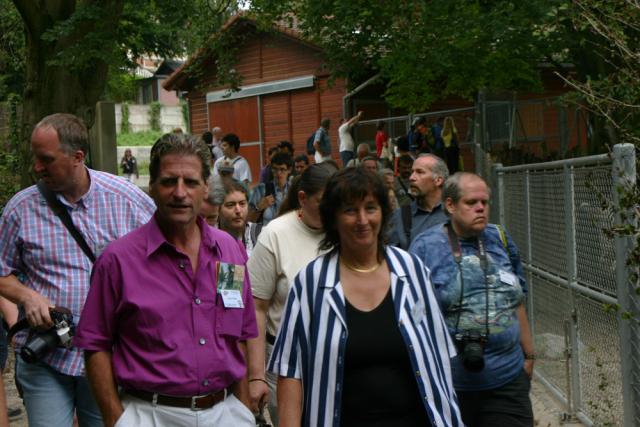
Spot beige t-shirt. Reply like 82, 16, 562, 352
248, 210, 326, 335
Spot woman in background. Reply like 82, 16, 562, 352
246, 163, 336, 424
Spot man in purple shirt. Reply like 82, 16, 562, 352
75, 133, 258, 427
0, 113, 155, 427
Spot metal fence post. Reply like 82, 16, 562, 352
490, 163, 504, 226
524, 170, 534, 334
563, 164, 581, 420
612, 143, 639, 427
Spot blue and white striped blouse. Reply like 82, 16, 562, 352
268, 246, 464, 427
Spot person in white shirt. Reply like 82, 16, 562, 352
338, 111, 363, 167
212, 133, 252, 185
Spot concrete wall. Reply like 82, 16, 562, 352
115, 103, 186, 134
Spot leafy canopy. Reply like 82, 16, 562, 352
250, 0, 570, 111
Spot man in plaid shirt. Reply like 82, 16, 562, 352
0, 113, 155, 427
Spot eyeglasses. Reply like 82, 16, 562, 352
272, 167, 290, 173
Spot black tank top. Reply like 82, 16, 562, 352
341, 289, 432, 427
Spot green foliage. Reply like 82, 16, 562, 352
148, 101, 162, 132
0, 0, 24, 100
104, 69, 139, 103
250, 0, 563, 112
0, 94, 23, 212
117, 130, 162, 147
180, 100, 190, 133
120, 103, 131, 134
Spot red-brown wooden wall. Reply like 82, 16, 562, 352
185, 27, 347, 182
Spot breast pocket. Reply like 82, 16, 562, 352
216, 305, 244, 338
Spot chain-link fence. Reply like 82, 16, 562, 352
492, 144, 638, 426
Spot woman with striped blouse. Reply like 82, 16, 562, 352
269, 167, 463, 427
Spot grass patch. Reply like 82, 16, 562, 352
117, 131, 162, 146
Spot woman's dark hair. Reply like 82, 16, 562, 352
319, 167, 392, 253
278, 163, 334, 216
376, 120, 385, 130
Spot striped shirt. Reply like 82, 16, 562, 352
268, 246, 464, 427
0, 169, 155, 376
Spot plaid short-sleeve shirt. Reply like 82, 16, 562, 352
0, 169, 155, 376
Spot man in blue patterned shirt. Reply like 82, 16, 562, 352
0, 113, 155, 427
410, 172, 535, 427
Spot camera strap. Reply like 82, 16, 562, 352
7, 318, 30, 344
37, 180, 96, 263
445, 223, 490, 338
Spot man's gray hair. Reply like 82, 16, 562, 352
149, 133, 211, 185
442, 172, 490, 205
417, 153, 449, 181
206, 176, 225, 205
356, 143, 369, 153
35, 113, 88, 155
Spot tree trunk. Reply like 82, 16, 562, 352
13, 0, 123, 187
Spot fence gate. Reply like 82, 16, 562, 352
492, 144, 638, 426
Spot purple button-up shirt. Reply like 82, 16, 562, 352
0, 169, 155, 376
75, 216, 258, 396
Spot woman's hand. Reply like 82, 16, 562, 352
524, 359, 534, 379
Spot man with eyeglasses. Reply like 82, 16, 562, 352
248, 153, 293, 226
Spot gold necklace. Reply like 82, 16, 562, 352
341, 259, 381, 273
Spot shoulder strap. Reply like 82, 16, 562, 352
495, 224, 510, 255
36, 180, 96, 263
250, 222, 263, 246
401, 204, 412, 249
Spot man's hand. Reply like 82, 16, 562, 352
249, 379, 270, 413
258, 195, 275, 212
22, 290, 53, 329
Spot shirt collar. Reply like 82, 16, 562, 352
413, 200, 442, 215
145, 215, 221, 257
55, 167, 95, 209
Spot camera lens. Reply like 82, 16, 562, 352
462, 341, 485, 372
21, 331, 59, 364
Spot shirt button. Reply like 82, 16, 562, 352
415, 371, 421, 377
203, 379, 209, 386
199, 338, 206, 345
195, 298, 202, 305
179, 262, 185, 269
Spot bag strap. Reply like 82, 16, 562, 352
36, 180, 96, 263
400, 203, 412, 249
495, 224, 510, 256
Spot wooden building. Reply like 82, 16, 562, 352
163, 16, 347, 182
165, 16, 586, 178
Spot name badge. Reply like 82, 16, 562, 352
216, 262, 245, 308
499, 270, 517, 287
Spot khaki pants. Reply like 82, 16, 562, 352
115, 393, 255, 427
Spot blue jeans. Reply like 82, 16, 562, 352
16, 358, 103, 427
340, 150, 354, 167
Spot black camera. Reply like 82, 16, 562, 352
455, 330, 487, 372
21, 307, 75, 364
